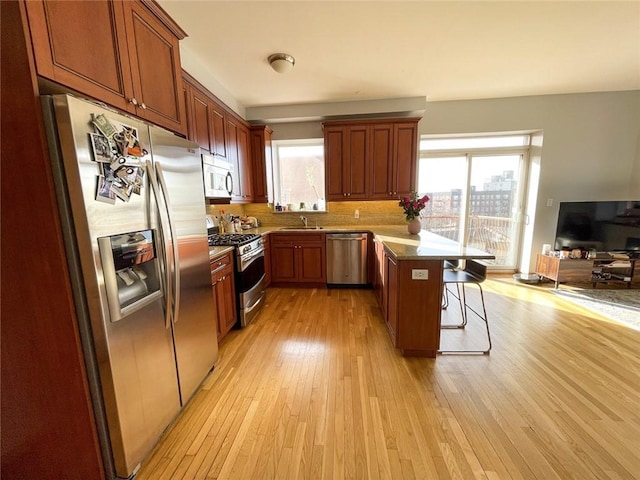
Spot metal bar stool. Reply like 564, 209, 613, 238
439, 259, 492, 354
441, 260, 463, 321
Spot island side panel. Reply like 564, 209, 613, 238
396, 259, 444, 357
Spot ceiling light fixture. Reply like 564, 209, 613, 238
268, 53, 295, 74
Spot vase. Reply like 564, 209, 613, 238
407, 218, 421, 234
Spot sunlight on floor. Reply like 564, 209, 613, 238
486, 275, 640, 331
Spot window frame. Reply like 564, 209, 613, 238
270, 138, 326, 212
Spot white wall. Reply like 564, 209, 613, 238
421, 91, 640, 272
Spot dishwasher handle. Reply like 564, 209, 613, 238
327, 237, 367, 241
326, 233, 368, 241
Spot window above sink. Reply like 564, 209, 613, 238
271, 139, 326, 212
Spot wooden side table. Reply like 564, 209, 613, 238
534, 254, 594, 288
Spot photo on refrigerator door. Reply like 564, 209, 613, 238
111, 120, 147, 158
96, 175, 116, 204
89, 132, 113, 163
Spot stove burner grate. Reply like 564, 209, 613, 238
208, 233, 261, 247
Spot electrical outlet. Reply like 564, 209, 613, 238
354, 209, 359, 219
546, 198, 553, 207
411, 269, 429, 280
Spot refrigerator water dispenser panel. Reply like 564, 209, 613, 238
98, 229, 163, 322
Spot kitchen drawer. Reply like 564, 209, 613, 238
271, 233, 325, 245
210, 252, 233, 280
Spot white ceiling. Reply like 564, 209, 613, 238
158, 1, 640, 109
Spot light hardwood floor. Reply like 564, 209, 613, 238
136, 279, 640, 480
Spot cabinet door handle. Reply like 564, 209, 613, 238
129, 98, 138, 106
140, 102, 147, 110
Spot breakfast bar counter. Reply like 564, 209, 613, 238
367, 228, 497, 261
241, 225, 494, 356
248, 224, 494, 260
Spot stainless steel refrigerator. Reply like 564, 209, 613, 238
42, 95, 218, 479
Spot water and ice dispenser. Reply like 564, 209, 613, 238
98, 229, 163, 322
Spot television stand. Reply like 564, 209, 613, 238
534, 254, 639, 288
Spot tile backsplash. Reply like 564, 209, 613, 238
206, 200, 406, 227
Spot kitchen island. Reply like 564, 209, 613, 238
236, 225, 495, 356
370, 229, 495, 357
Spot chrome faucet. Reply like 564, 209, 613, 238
300, 215, 308, 227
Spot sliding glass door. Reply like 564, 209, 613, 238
418, 137, 530, 269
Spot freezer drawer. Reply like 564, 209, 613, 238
326, 233, 368, 285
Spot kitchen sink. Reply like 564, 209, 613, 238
279, 226, 324, 230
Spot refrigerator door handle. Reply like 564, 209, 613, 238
155, 162, 181, 324
146, 160, 172, 329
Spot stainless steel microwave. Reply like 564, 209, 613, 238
202, 154, 233, 199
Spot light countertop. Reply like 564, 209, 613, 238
230, 225, 495, 261
208, 245, 235, 260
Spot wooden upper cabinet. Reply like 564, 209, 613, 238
185, 82, 212, 152
323, 118, 419, 201
369, 124, 395, 199
25, 0, 187, 135
237, 124, 253, 202
324, 125, 368, 201
392, 121, 418, 197
225, 116, 252, 203
250, 126, 272, 203
346, 126, 368, 200
25, 0, 134, 112
324, 126, 346, 200
121, 1, 187, 135
210, 104, 227, 159
370, 120, 418, 199
183, 71, 229, 160
225, 116, 241, 199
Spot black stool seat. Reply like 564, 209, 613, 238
439, 260, 492, 355
443, 268, 484, 285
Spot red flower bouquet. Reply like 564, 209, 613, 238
399, 191, 430, 221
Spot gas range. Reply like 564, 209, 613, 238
207, 232, 266, 328
208, 233, 263, 256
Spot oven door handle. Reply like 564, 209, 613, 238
241, 247, 265, 265
245, 289, 265, 314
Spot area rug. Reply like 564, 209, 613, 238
553, 288, 640, 330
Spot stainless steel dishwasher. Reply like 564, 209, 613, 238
326, 232, 368, 285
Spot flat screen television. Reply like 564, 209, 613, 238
554, 200, 640, 253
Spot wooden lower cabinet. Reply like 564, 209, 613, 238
385, 254, 398, 344
371, 236, 385, 305
270, 233, 326, 284
263, 234, 271, 287
380, 253, 443, 357
210, 252, 237, 341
